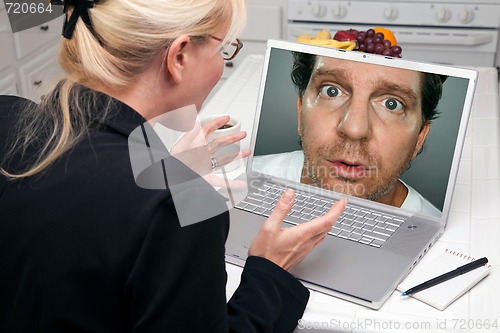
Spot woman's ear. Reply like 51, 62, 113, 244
165, 35, 191, 84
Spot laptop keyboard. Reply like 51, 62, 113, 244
234, 182, 406, 248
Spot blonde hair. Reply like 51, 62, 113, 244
1, 0, 246, 179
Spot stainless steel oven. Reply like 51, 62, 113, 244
286, 0, 500, 67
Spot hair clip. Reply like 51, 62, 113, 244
50, 0, 101, 44
51, 0, 95, 12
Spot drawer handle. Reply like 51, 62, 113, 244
34, 80, 43, 87
40, 25, 49, 32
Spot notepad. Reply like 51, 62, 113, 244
397, 249, 491, 310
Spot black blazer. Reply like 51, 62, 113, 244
0, 93, 309, 333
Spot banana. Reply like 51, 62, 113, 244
296, 38, 357, 51
315, 29, 331, 40
295, 33, 313, 43
344, 41, 356, 51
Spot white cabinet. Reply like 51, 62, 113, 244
13, 15, 63, 59
0, 11, 15, 72
19, 45, 60, 102
0, 12, 62, 101
0, 73, 17, 95
0, 9, 18, 96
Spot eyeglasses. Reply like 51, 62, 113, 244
209, 36, 243, 61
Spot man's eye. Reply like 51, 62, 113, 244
320, 85, 342, 98
382, 98, 404, 111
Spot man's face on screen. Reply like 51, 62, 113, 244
298, 56, 430, 205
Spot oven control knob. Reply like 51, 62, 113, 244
311, 3, 327, 18
458, 9, 475, 24
332, 4, 348, 19
383, 6, 399, 22
436, 8, 451, 23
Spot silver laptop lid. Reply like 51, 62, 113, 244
247, 39, 477, 225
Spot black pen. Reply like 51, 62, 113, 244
401, 257, 488, 296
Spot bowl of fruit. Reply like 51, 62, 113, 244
296, 27, 403, 57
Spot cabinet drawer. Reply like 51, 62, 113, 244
19, 45, 62, 101
0, 72, 17, 95
13, 15, 63, 59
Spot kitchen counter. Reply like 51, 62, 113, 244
202, 55, 500, 332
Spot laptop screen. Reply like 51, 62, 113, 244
249, 40, 477, 221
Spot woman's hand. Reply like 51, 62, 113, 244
169, 115, 250, 185
202, 115, 251, 169
248, 189, 347, 271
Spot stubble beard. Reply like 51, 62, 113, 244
302, 139, 414, 202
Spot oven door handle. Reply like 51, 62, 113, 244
398, 33, 493, 47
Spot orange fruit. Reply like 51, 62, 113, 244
374, 27, 397, 46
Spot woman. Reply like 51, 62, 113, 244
0, 0, 346, 332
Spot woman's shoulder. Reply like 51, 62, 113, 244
0, 95, 35, 110
0, 95, 35, 120
0, 94, 32, 103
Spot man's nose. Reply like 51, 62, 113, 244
336, 99, 372, 141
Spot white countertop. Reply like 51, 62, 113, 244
202, 55, 500, 332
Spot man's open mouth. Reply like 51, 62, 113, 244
327, 160, 372, 178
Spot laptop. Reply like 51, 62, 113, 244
224, 39, 477, 309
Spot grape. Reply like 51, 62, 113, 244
391, 45, 402, 55
355, 28, 403, 57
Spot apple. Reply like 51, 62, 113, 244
333, 29, 358, 41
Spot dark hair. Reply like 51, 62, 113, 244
290, 52, 447, 127
421, 73, 447, 123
